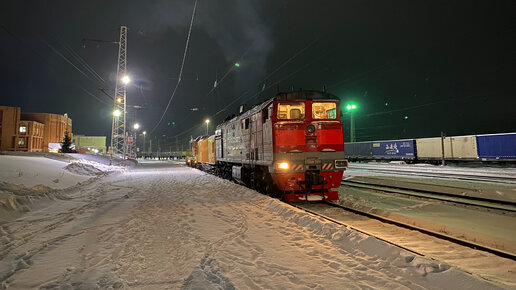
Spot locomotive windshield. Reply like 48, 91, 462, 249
312, 102, 337, 119
277, 102, 305, 120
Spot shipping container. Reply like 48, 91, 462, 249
416, 135, 478, 160
371, 139, 417, 160
197, 136, 216, 165
476, 133, 516, 160
344, 142, 373, 159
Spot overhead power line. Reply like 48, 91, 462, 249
150, 0, 198, 134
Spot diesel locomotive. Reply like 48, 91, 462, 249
190, 90, 348, 202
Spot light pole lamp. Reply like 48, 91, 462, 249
142, 131, 147, 153
205, 119, 210, 135
345, 104, 357, 143
132, 123, 140, 158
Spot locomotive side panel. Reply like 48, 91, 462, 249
208, 135, 216, 164
262, 104, 274, 163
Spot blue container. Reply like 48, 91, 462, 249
476, 133, 516, 159
345, 142, 373, 158
371, 139, 417, 159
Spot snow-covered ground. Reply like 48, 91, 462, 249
0, 157, 505, 289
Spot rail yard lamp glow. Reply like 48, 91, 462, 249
345, 104, 358, 142
113, 109, 121, 117
205, 119, 210, 135
133, 123, 140, 130
121, 75, 131, 85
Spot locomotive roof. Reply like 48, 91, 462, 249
274, 90, 339, 101
215, 90, 339, 130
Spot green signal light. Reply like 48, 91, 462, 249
235, 62, 240, 67
346, 104, 357, 111
404, 115, 408, 120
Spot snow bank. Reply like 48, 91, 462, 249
0, 154, 123, 218
0, 155, 91, 189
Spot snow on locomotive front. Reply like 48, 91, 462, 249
215, 90, 347, 202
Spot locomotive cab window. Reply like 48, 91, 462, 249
277, 102, 305, 120
312, 102, 337, 119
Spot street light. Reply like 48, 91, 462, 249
345, 103, 358, 142
142, 131, 147, 153
133, 123, 140, 130
205, 119, 210, 135
121, 75, 131, 85
113, 109, 121, 117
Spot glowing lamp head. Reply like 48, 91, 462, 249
143, 131, 147, 135
276, 162, 289, 170
121, 75, 131, 84
346, 104, 357, 111
113, 109, 121, 117
205, 119, 210, 124
133, 123, 140, 130
117, 97, 122, 103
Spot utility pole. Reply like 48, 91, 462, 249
440, 131, 446, 166
345, 104, 357, 142
110, 26, 129, 160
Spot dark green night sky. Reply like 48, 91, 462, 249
1, 0, 515, 146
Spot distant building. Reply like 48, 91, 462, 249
0, 106, 72, 152
22, 112, 72, 152
0, 106, 21, 151
73, 135, 106, 153
17, 120, 44, 152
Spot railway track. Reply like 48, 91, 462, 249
294, 201, 516, 260
348, 164, 516, 184
340, 179, 516, 212
291, 200, 516, 287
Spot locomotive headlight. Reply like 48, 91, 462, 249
276, 162, 289, 169
307, 124, 316, 133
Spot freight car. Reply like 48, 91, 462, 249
344, 132, 516, 163
476, 133, 516, 161
195, 135, 216, 171
345, 139, 417, 162
190, 90, 348, 202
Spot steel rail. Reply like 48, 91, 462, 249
341, 180, 516, 212
292, 201, 516, 261
348, 166, 516, 184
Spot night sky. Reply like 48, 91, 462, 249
1, 1, 515, 148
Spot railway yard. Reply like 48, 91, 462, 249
0, 154, 515, 289
298, 162, 516, 287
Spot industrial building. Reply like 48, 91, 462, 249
73, 135, 106, 153
0, 106, 21, 151
17, 120, 45, 152
21, 112, 72, 152
0, 105, 72, 152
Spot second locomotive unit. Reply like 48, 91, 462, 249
192, 90, 348, 202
